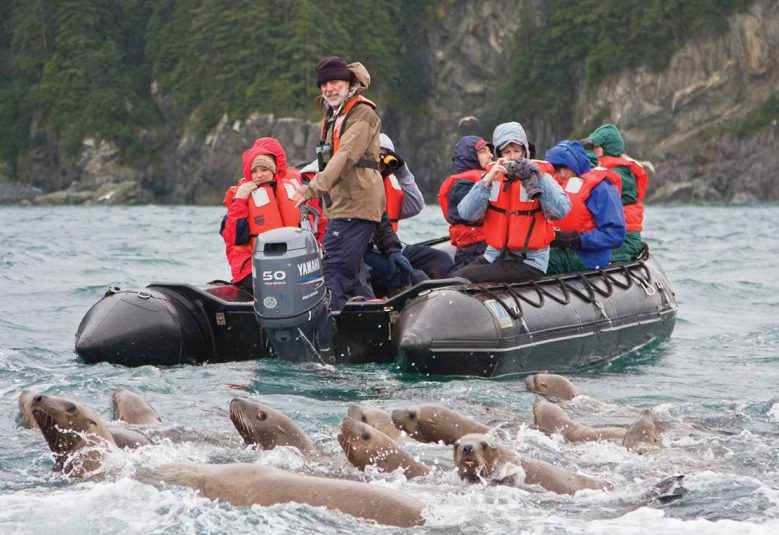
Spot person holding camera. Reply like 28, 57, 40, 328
545, 140, 626, 275
452, 122, 571, 283
378, 133, 424, 230
364, 133, 456, 296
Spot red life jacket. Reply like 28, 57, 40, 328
598, 156, 648, 231
554, 173, 610, 233
481, 159, 556, 253
482, 162, 556, 253
437, 169, 486, 247
383, 172, 404, 231
222, 173, 303, 257
584, 167, 622, 196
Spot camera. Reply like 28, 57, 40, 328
503, 159, 542, 200
381, 154, 401, 170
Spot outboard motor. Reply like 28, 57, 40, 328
252, 227, 334, 363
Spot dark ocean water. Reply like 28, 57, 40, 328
1, 204, 778, 534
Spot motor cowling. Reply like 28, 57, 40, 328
252, 227, 333, 362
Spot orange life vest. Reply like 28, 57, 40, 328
584, 166, 622, 196
598, 156, 648, 232
224, 173, 303, 256
383, 172, 404, 231
554, 173, 610, 233
437, 169, 486, 248
482, 159, 556, 253
319, 95, 378, 159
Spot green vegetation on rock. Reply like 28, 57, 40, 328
695, 92, 779, 141
0, 0, 753, 180
501, 0, 748, 135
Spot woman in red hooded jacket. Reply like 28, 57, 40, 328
219, 137, 304, 293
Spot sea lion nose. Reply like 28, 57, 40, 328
463, 444, 473, 454
33, 394, 44, 403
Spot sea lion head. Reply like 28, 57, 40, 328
531, 397, 568, 432
347, 405, 400, 439
30, 394, 115, 475
525, 373, 577, 401
228, 398, 312, 452
453, 433, 497, 483
112, 388, 162, 425
338, 416, 396, 471
623, 409, 662, 453
391, 407, 422, 437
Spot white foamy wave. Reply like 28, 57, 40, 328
583, 507, 779, 535
768, 401, 779, 422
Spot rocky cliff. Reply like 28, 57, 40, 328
2, 0, 776, 206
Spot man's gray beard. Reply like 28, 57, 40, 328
325, 86, 350, 110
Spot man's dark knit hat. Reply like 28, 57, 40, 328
316, 56, 352, 86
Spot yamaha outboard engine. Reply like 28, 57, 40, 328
252, 227, 334, 363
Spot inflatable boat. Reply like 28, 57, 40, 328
74, 230, 677, 378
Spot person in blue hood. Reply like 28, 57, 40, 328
436, 136, 493, 269
452, 122, 571, 283
545, 140, 625, 274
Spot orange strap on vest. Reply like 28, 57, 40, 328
320, 96, 379, 170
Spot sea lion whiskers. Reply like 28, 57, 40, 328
453, 435, 494, 484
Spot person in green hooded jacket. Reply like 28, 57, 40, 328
583, 124, 649, 262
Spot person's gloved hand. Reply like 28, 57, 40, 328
387, 250, 415, 276
551, 230, 581, 249
505, 157, 540, 181
381, 150, 404, 171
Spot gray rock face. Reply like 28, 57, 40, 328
573, 0, 779, 202
389, 0, 525, 197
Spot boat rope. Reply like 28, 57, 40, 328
576, 273, 614, 298
531, 280, 571, 305
480, 287, 524, 319
466, 256, 661, 312
602, 267, 633, 290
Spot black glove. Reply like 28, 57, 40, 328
387, 250, 414, 276
381, 151, 404, 171
551, 230, 580, 249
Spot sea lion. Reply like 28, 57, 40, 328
453, 433, 612, 495
21, 390, 153, 448
228, 398, 315, 453
525, 373, 577, 401
338, 416, 430, 479
623, 409, 662, 453
391, 405, 490, 445
347, 405, 401, 440
138, 462, 425, 528
29, 394, 117, 477
112, 388, 163, 426
532, 398, 626, 443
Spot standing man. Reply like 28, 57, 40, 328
293, 57, 385, 311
